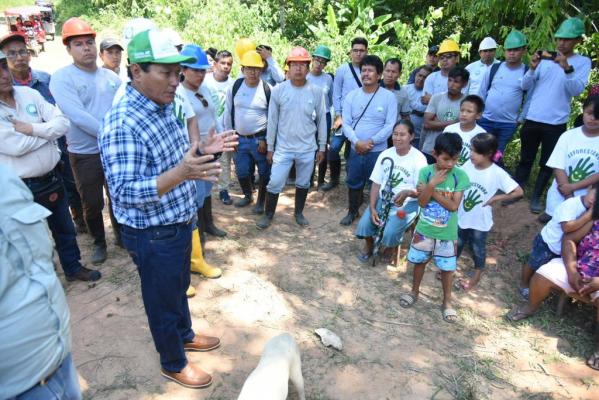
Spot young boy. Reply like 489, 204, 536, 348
519, 184, 597, 298
443, 95, 487, 166
456, 133, 523, 291
399, 133, 470, 323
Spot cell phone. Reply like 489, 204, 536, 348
257, 44, 272, 52
536, 50, 557, 60
196, 148, 222, 160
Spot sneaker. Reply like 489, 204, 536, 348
219, 190, 233, 205
66, 266, 102, 282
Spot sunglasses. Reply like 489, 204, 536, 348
194, 92, 208, 108
439, 54, 457, 60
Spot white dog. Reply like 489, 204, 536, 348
237, 332, 306, 400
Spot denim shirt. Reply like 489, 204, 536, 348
13, 68, 55, 105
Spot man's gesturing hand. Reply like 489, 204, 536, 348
179, 142, 222, 182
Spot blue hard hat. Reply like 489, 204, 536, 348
180, 44, 211, 69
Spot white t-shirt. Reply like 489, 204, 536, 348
443, 122, 487, 166
204, 74, 234, 132
369, 146, 428, 201
458, 161, 519, 231
183, 84, 218, 136
541, 195, 588, 254
545, 127, 599, 215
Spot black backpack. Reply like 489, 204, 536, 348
486, 61, 529, 92
230, 78, 271, 130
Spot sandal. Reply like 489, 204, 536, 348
453, 278, 471, 292
442, 308, 458, 323
399, 293, 417, 308
518, 287, 530, 300
356, 251, 372, 264
587, 351, 599, 371
506, 305, 535, 322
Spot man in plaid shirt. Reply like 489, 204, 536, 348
99, 29, 235, 389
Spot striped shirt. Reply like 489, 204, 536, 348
99, 84, 196, 229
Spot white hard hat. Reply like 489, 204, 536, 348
162, 28, 183, 47
122, 18, 157, 50
478, 37, 497, 51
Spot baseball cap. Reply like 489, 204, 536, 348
428, 45, 439, 55
0, 33, 26, 50
127, 29, 196, 64
100, 38, 124, 52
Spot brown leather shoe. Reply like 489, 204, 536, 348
161, 363, 212, 388
184, 334, 221, 352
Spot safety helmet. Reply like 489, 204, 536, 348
240, 50, 264, 68
286, 47, 311, 64
555, 17, 585, 39
122, 18, 157, 50
163, 28, 183, 47
235, 37, 256, 60
61, 17, 96, 45
312, 45, 331, 61
180, 44, 210, 69
437, 39, 460, 55
504, 30, 527, 49
478, 37, 497, 51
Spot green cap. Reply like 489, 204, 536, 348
504, 30, 527, 49
127, 29, 196, 64
555, 17, 585, 39
312, 45, 331, 61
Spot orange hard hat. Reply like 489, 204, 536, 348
61, 17, 96, 45
286, 47, 311, 64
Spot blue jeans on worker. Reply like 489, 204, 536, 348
56, 136, 82, 212
233, 136, 271, 180
267, 150, 315, 194
120, 222, 195, 372
346, 149, 381, 189
457, 228, 489, 270
195, 180, 212, 208
328, 131, 345, 162
11, 354, 81, 400
356, 198, 419, 247
25, 177, 82, 277
477, 117, 517, 153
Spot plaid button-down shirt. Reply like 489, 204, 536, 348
99, 84, 196, 229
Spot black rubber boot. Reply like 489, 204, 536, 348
317, 153, 328, 189
252, 176, 268, 215
197, 208, 206, 247
340, 188, 363, 226
203, 196, 227, 237
294, 187, 310, 226
321, 159, 341, 192
530, 169, 552, 214
256, 192, 279, 230
235, 176, 253, 208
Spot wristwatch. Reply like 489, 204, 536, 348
564, 65, 574, 74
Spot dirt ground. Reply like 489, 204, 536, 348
31, 38, 599, 399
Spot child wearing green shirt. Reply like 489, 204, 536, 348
399, 133, 470, 323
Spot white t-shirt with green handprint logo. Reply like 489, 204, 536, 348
545, 127, 599, 216
443, 122, 486, 166
369, 146, 428, 201
458, 161, 519, 232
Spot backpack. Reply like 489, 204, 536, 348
486, 61, 529, 93
230, 78, 271, 130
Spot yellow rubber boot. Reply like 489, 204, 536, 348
186, 285, 196, 298
190, 229, 222, 278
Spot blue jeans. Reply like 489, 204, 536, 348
477, 117, 518, 153
457, 228, 488, 270
56, 137, 82, 212
267, 150, 315, 193
233, 136, 271, 180
25, 177, 82, 276
346, 149, 381, 190
11, 354, 81, 400
195, 180, 213, 208
120, 223, 195, 372
328, 131, 345, 162
355, 199, 419, 247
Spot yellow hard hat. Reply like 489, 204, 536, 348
235, 37, 256, 60
240, 50, 264, 68
437, 39, 460, 55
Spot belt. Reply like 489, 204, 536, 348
411, 110, 425, 117
21, 168, 57, 185
241, 130, 266, 139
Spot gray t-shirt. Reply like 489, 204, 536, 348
224, 80, 270, 135
307, 72, 334, 112
266, 80, 327, 153
421, 91, 464, 154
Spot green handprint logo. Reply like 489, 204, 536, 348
463, 189, 483, 212
390, 172, 404, 188
568, 157, 594, 183
458, 147, 469, 166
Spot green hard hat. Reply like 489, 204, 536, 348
504, 30, 527, 49
555, 17, 585, 39
312, 45, 331, 61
